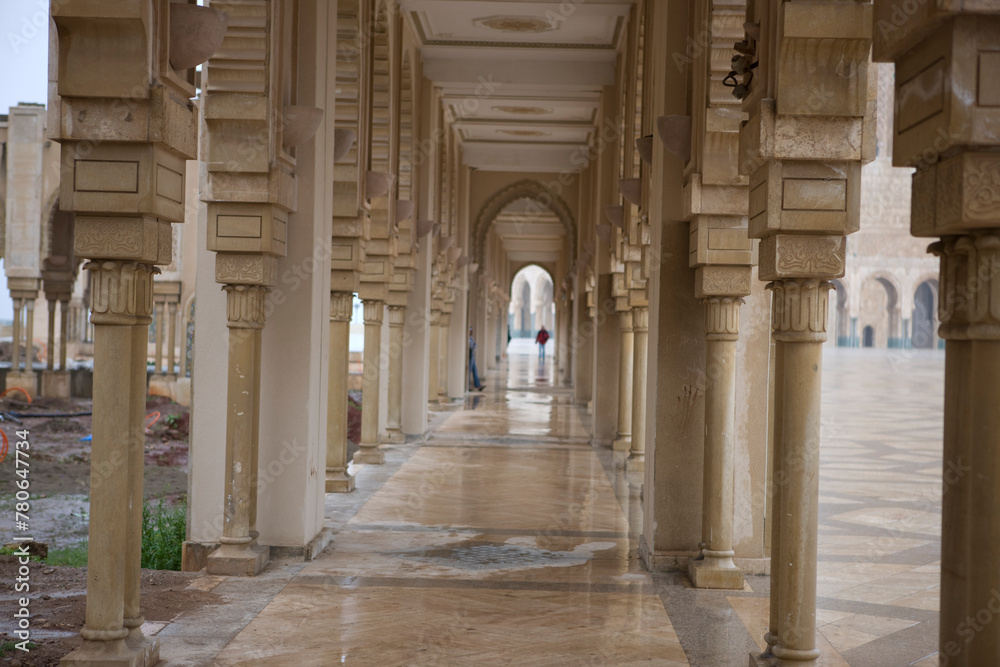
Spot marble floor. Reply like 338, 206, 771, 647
156, 345, 946, 666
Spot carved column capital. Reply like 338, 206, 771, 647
429, 308, 441, 326
330, 291, 353, 323
931, 237, 971, 341
770, 279, 832, 344
703, 297, 742, 342
223, 284, 268, 329
362, 299, 384, 326
387, 305, 406, 328
86, 261, 157, 326
967, 233, 1000, 341
632, 306, 649, 334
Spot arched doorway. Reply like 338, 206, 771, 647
912, 280, 938, 349
509, 265, 553, 339
863, 326, 875, 348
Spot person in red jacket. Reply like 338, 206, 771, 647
535, 326, 549, 361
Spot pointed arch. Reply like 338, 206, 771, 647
471, 179, 577, 265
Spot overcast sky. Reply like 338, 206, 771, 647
0, 2, 50, 321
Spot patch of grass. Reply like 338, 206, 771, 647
0, 640, 36, 656
46, 542, 89, 567
141, 499, 186, 571
0, 545, 43, 562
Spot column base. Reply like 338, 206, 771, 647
41, 369, 71, 398
5, 371, 37, 399
205, 542, 269, 577
125, 628, 159, 667
60, 639, 143, 667
612, 436, 632, 453
382, 429, 405, 444
626, 454, 645, 473
147, 374, 173, 398
689, 556, 744, 589
749, 650, 777, 667
325, 470, 356, 493
354, 447, 385, 464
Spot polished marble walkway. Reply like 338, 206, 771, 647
157, 346, 946, 666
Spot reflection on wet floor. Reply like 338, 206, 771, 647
161, 347, 946, 666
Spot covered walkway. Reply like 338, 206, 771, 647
150, 347, 943, 666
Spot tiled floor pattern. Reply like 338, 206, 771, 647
157, 347, 945, 665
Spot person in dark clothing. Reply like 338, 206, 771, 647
469, 328, 484, 391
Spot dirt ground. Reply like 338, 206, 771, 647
0, 394, 198, 665
0, 558, 220, 666
0, 395, 189, 547
0, 391, 364, 664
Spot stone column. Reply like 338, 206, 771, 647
628, 306, 649, 471
65, 262, 152, 667
60, 300, 70, 371
11, 298, 23, 373
124, 285, 155, 664
356, 299, 386, 464
874, 9, 1000, 664
438, 311, 451, 400
167, 302, 178, 378
153, 300, 165, 375
385, 306, 406, 443
428, 308, 441, 403
739, 2, 872, 662
326, 292, 356, 493
614, 309, 634, 453
47, 299, 57, 371
51, 0, 199, 656
690, 297, 745, 589
206, 286, 270, 577
772, 280, 830, 666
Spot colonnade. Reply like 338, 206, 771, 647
42, 1, 1000, 666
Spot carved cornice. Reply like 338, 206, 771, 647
704, 297, 742, 341
223, 284, 268, 330
759, 234, 846, 281
215, 253, 278, 287
770, 279, 832, 343
330, 291, 353, 322
362, 299, 384, 325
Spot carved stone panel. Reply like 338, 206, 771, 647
758, 234, 846, 281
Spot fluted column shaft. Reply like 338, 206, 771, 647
614, 310, 634, 453
428, 309, 441, 403
357, 299, 386, 464
326, 292, 356, 492
629, 306, 649, 471
385, 306, 406, 442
